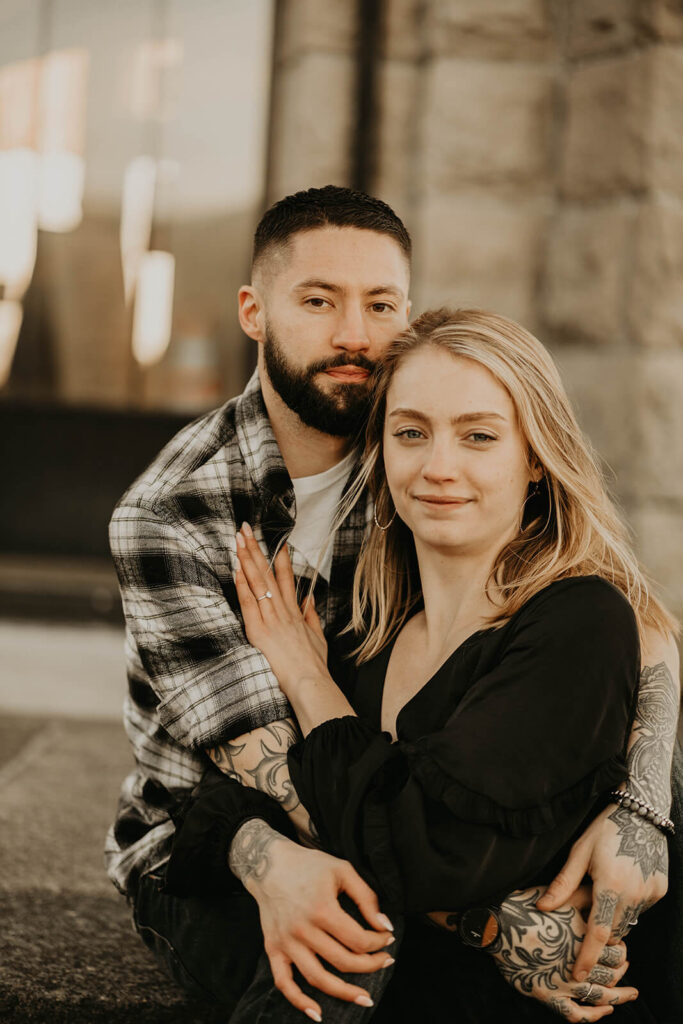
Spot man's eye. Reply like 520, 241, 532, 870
371, 302, 393, 313
305, 297, 330, 308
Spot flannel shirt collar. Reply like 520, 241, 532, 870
234, 368, 295, 519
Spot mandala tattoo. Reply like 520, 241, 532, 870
228, 818, 279, 884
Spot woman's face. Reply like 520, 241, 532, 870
383, 346, 537, 559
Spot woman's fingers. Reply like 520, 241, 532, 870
268, 951, 322, 1021
337, 861, 394, 936
273, 544, 299, 608
289, 943, 375, 1007
322, 902, 393, 956
236, 528, 281, 613
308, 931, 395, 975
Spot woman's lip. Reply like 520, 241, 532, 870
414, 496, 472, 505
324, 368, 370, 381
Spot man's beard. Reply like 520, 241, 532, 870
262, 324, 375, 438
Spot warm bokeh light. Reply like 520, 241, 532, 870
0, 149, 39, 300
0, 299, 23, 387
37, 48, 89, 233
120, 156, 157, 305
131, 250, 176, 366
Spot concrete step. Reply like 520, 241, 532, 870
0, 715, 223, 1023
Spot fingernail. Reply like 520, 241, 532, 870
242, 522, 253, 537
575, 970, 588, 982
354, 995, 374, 1008
236, 532, 245, 548
384, 935, 395, 947
383, 957, 395, 968
376, 913, 394, 932
305, 1010, 322, 1022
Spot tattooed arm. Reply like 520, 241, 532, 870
229, 818, 395, 1021
207, 718, 319, 843
538, 629, 680, 978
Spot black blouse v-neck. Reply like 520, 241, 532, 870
287, 575, 640, 914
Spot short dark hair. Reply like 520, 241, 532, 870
252, 185, 411, 272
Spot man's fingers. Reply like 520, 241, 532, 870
269, 952, 322, 1021
547, 997, 613, 1022
573, 888, 619, 980
537, 843, 590, 911
570, 981, 638, 1006
585, 960, 629, 987
596, 943, 626, 970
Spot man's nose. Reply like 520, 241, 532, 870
332, 306, 371, 351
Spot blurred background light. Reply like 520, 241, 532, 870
0, 148, 39, 301
131, 249, 176, 366
120, 155, 157, 305
36, 48, 89, 233
0, 299, 24, 387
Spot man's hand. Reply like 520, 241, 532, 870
536, 804, 666, 979
230, 819, 395, 1021
490, 886, 638, 1021
538, 635, 679, 979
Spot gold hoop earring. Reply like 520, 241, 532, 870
373, 508, 396, 531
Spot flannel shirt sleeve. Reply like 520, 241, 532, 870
110, 502, 292, 749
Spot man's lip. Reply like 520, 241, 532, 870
324, 367, 370, 381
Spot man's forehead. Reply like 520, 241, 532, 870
283, 226, 410, 287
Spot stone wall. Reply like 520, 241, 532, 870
267, 0, 683, 626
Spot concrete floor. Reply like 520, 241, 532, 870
0, 619, 126, 720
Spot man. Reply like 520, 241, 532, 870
107, 186, 681, 1021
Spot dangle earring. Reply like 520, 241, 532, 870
373, 498, 396, 531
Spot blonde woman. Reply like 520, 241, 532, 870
213, 309, 678, 1022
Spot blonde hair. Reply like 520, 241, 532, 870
335, 308, 677, 662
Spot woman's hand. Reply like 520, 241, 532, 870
489, 886, 638, 1021
234, 523, 329, 694
231, 819, 396, 1020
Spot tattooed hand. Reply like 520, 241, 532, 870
489, 886, 638, 1021
538, 635, 679, 979
229, 820, 395, 1021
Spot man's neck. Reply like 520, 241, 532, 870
260, 370, 352, 479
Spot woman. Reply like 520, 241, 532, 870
172, 309, 676, 1021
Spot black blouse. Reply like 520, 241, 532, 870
287, 576, 640, 913
165, 575, 640, 914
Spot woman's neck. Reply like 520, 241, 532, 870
414, 542, 500, 659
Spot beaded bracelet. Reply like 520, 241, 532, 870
609, 787, 675, 836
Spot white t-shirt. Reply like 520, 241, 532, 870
288, 450, 357, 581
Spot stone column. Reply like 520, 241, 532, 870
542, 0, 683, 620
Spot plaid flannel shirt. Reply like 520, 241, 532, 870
105, 369, 368, 895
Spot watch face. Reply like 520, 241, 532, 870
459, 907, 500, 949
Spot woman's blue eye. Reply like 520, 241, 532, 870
395, 428, 423, 440
468, 432, 495, 443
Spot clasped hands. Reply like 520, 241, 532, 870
233, 524, 658, 1019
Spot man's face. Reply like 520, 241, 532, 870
256, 226, 411, 437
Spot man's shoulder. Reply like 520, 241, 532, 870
114, 392, 243, 517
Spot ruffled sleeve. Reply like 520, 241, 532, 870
288, 577, 640, 913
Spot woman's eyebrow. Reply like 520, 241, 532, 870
388, 408, 506, 424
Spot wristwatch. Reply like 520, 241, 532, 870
456, 905, 502, 949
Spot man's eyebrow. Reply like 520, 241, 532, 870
388, 408, 507, 424
292, 279, 405, 298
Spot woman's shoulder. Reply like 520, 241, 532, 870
507, 574, 638, 647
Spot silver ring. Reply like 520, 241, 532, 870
256, 591, 273, 603
583, 983, 601, 1005
630, 916, 639, 927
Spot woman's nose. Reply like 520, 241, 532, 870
421, 446, 459, 482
